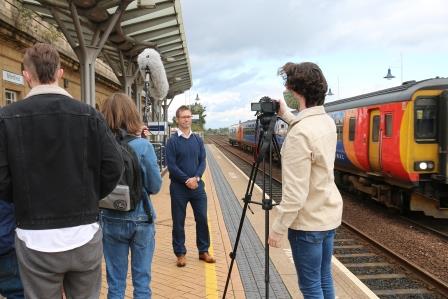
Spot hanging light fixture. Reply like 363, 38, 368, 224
384, 68, 395, 80
327, 88, 334, 96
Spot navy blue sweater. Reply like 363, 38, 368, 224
0, 200, 15, 255
166, 133, 206, 184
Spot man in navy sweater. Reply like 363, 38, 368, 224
0, 200, 24, 299
166, 105, 216, 267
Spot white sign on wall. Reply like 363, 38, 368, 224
2, 70, 24, 85
148, 121, 168, 135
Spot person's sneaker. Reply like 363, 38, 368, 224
199, 252, 216, 263
176, 255, 186, 267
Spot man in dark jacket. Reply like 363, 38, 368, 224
0, 43, 123, 299
0, 200, 24, 299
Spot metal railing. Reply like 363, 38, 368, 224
152, 143, 166, 172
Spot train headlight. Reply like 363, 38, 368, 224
414, 161, 435, 171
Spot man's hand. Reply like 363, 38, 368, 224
268, 231, 284, 248
185, 177, 198, 190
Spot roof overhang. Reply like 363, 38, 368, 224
22, 0, 192, 97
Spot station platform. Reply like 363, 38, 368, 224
98, 144, 378, 298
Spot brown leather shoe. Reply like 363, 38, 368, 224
176, 255, 186, 267
199, 252, 216, 263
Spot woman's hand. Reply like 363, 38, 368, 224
140, 126, 149, 138
277, 98, 288, 117
268, 231, 284, 248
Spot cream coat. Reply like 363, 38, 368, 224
272, 106, 343, 234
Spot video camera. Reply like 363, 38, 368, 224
251, 96, 279, 115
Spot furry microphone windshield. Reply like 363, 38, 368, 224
137, 48, 169, 101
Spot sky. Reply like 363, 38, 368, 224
169, 0, 448, 129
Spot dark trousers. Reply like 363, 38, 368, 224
170, 181, 210, 256
0, 250, 24, 299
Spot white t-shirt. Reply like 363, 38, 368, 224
16, 223, 99, 253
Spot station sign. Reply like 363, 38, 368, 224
3, 70, 24, 85
192, 114, 200, 123
147, 121, 168, 135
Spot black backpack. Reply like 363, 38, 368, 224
115, 129, 143, 211
99, 129, 153, 222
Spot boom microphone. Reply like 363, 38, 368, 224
137, 48, 169, 101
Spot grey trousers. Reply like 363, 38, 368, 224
15, 228, 103, 299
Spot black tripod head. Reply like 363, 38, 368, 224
256, 113, 278, 163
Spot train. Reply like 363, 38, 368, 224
229, 118, 287, 154
229, 78, 448, 218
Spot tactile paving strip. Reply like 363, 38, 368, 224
207, 147, 291, 299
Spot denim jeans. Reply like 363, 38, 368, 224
288, 229, 336, 299
0, 250, 24, 299
100, 209, 155, 299
170, 181, 210, 256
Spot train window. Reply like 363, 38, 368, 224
415, 97, 437, 142
385, 114, 393, 137
372, 115, 380, 142
336, 125, 343, 141
349, 117, 356, 141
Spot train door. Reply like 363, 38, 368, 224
369, 109, 381, 172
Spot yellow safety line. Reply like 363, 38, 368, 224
203, 174, 219, 299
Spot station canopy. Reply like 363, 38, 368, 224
22, 0, 192, 100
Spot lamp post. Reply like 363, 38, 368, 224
327, 76, 340, 100
384, 53, 403, 83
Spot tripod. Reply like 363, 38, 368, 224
223, 112, 281, 299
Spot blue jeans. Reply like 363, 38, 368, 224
100, 213, 155, 299
170, 181, 210, 256
288, 229, 336, 299
0, 250, 24, 299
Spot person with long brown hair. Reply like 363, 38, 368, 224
100, 93, 162, 299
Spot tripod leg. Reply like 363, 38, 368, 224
223, 157, 261, 299
272, 135, 282, 166
222, 199, 250, 298
265, 207, 270, 299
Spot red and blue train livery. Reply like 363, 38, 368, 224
229, 118, 287, 153
229, 78, 448, 218
326, 78, 448, 218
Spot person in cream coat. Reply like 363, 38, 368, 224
268, 62, 343, 299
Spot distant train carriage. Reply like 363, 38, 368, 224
228, 117, 288, 156
241, 119, 257, 151
325, 78, 448, 218
228, 123, 240, 146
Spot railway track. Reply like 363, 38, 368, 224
400, 215, 448, 241
207, 134, 448, 298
